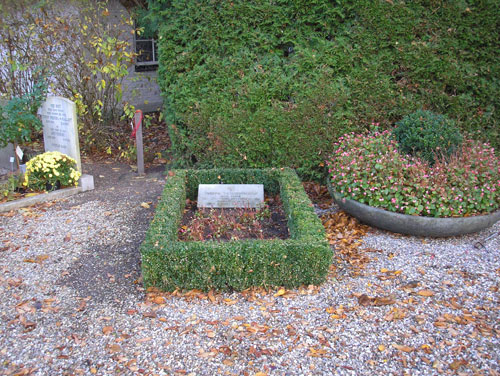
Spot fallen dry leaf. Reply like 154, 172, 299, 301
140, 202, 150, 209
358, 294, 373, 306
449, 359, 468, 370
321, 211, 372, 277
102, 326, 113, 335
153, 296, 165, 305
208, 289, 216, 303
417, 289, 435, 297
142, 311, 157, 319
373, 296, 396, 306
392, 343, 414, 353
274, 288, 286, 297
206, 330, 216, 338
108, 344, 121, 353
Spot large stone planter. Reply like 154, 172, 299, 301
327, 179, 500, 237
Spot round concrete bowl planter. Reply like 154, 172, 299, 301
326, 180, 500, 237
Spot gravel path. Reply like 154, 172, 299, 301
1, 163, 499, 376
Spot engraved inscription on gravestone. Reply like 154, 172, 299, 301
39, 96, 81, 172
198, 184, 264, 208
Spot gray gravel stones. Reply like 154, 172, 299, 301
1, 163, 499, 375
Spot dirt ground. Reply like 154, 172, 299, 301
56, 161, 166, 305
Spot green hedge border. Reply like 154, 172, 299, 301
140, 168, 332, 291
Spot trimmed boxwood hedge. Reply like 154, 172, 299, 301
141, 168, 331, 291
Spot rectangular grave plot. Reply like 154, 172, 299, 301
179, 194, 289, 242
140, 168, 332, 292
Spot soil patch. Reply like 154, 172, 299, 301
179, 195, 289, 241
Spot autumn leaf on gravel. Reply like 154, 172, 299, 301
449, 359, 468, 370
208, 289, 217, 303
206, 330, 216, 338
357, 294, 396, 306
102, 326, 113, 335
7, 277, 23, 287
358, 294, 374, 306
254, 373, 268, 376
392, 343, 414, 352
373, 296, 396, 306
19, 315, 36, 331
378, 344, 386, 351
107, 344, 121, 353
420, 344, 432, 354
417, 289, 435, 297
142, 311, 157, 319
23, 254, 49, 264
140, 202, 151, 209
75, 296, 90, 312
401, 280, 420, 290
63, 233, 71, 242
274, 288, 286, 297
152, 296, 165, 305
321, 211, 371, 275
384, 307, 406, 321
308, 347, 329, 358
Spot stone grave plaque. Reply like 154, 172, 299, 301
39, 96, 81, 172
198, 184, 264, 208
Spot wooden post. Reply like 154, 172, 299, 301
13, 142, 21, 172
134, 111, 145, 175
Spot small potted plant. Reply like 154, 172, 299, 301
23, 151, 81, 192
326, 111, 500, 237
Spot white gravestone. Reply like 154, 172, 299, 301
39, 96, 81, 172
198, 184, 264, 208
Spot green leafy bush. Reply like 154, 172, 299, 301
0, 174, 24, 201
0, 78, 47, 149
327, 130, 500, 217
149, 0, 499, 179
392, 110, 463, 164
24, 152, 81, 191
141, 168, 331, 291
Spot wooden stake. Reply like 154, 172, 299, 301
134, 111, 145, 175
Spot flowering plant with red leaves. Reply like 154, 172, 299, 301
327, 129, 499, 217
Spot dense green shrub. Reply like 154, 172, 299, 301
392, 110, 463, 164
149, 0, 500, 179
141, 168, 331, 291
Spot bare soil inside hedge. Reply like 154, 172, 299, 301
178, 195, 289, 241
